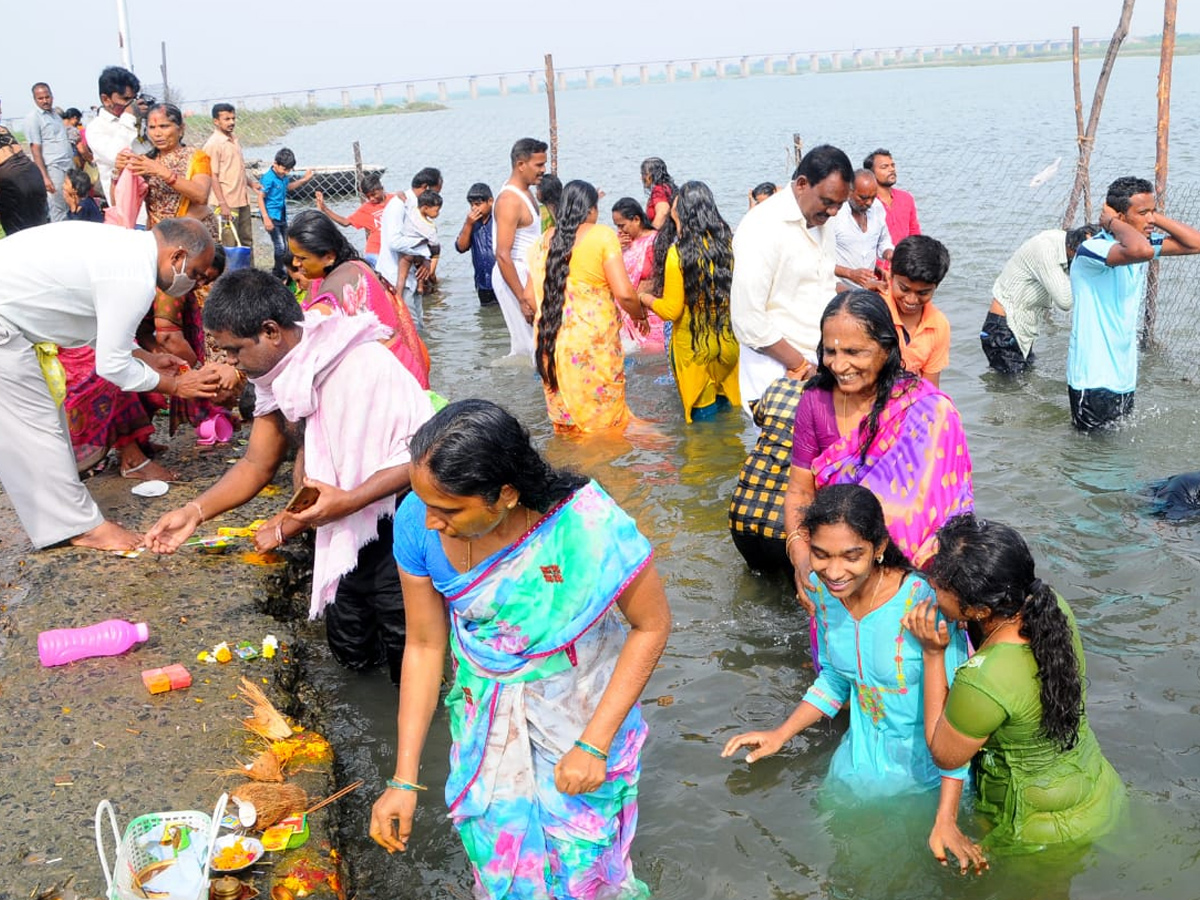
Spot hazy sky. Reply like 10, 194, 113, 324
1, 0, 1193, 118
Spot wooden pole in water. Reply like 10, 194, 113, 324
793, 133, 804, 171
1069, 27, 1090, 222
545, 53, 559, 174
1061, 0, 1137, 229
352, 140, 364, 198
1142, 0, 1178, 349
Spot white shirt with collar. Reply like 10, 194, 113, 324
832, 198, 893, 285
730, 185, 839, 406
376, 194, 410, 285
87, 108, 143, 204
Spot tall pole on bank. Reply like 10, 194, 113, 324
545, 54, 559, 174
116, 0, 134, 71
1062, 0, 1137, 229
1143, 0, 1178, 348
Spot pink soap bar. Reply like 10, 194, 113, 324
141, 664, 192, 694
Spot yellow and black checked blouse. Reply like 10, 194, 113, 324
729, 377, 805, 540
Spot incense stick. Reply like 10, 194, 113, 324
304, 778, 364, 814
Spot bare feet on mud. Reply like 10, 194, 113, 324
69, 521, 144, 551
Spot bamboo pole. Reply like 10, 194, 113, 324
1061, 0, 1137, 229
1070, 27, 1090, 222
352, 140, 364, 197
793, 133, 804, 171
545, 54, 559, 174
1143, 0, 1178, 348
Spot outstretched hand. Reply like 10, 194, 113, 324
369, 787, 417, 854
720, 729, 786, 764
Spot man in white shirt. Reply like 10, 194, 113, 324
86, 66, 150, 205
0, 218, 219, 551
832, 169, 893, 291
731, 144, 853, 411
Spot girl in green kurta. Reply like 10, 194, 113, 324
903, 515, 1125, 853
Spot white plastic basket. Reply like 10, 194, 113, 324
95, 793, 228, 900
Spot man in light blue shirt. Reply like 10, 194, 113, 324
24, 82, 73, 222
1066, 176, 1200, 431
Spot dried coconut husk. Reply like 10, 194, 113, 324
231, 780, 307, 829
214, 748, 285, 783
239, 677, 292, 741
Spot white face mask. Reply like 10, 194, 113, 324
165, 258, 196, 297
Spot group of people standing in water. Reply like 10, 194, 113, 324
359, 139, 1129, 897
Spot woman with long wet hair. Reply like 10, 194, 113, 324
905, 515, 1126, 851
640, 156, 676, 229
534, 180, 645, 434
638, 180, 740, 421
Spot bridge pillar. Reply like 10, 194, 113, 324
468, 77, 478, 100
373, 85, 384, 107
787, 53, 797, 74
640, 64, 649, 85
498, 76, 507, 97
666, 62, 676, 82
612, 65, 622, 86
406, 83, 417, 103
438, 82, 448, 102
810, 53, 821, 72
586, 69, 595, 89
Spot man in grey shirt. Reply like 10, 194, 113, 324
24, 82, 74, 222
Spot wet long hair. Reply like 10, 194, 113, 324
807, 290, 917, 464
536, 179, 597, 392
145, 103, 185, 158
673, 180, 734, 355
287, 209, 363, 275
802, 483, 913, 575
641, 156, 676, 194
927, 515, 1083, 751
649, 215, 677, 296
410, 399, 588, 511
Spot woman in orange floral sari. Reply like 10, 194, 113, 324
532, 181, 646, 434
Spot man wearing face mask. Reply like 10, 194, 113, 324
0, 217, 221, 552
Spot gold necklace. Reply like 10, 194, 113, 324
465, 506, 534, 569
849, 567, 886, 619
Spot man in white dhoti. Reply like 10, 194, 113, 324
491, 138, 547, 358
0, 218, 220, 550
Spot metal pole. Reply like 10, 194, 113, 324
1143, 0, 1178, 348
545, 53, 559, 174
116, 0, 134, 70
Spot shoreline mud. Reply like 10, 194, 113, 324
0, 434, 352, 899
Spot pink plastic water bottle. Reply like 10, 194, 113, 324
37, 619, 149, 667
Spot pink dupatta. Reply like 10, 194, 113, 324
812, 378, 973, 566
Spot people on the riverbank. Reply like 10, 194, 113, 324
864, 148, 921, 243
490, 138, 547, 357
378, 167, 443, 314
1066, 176, 1200, 431
394, 189, 443, 297
784, 291, 973, 605
316, 172, 393, 267
25, 82, 74, 222
982, 226, 1095, 375
204, 102, 258, 251
369, 398, 671, 898
145, 268, 434, 682
453, 182, 497, 305
639, 180, 740, 422
641, 156, 676, 229
533, 180, 644, 434
882, 234, 952, 387
731, 144, 852, 412
909, 514, 1126, 851
288, 208, 430, 389
723, 484, 986, 873
832, 168, 892, 291
0, 218, 218, 550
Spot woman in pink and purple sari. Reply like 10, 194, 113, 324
783, 290, 974, 614
370, 400, 670, 899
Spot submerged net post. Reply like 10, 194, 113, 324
352, 140, 364, 197
1070, 27, 1091, 222
1143, 0, 1178, 349
545, 53, 559, 174
1062, 0, 1137, 229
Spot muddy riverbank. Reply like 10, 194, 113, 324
0, 435, 352, 899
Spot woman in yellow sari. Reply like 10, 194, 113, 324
533, 180, 646, 434
638, 180, 740, 422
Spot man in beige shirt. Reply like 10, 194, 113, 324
731, 144, 853, 412
203, 103, 258, 249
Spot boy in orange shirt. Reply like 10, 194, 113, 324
881, 235, 951, 386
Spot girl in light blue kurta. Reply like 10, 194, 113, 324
723, 483, 987, 874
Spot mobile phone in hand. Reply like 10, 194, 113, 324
285, 485, 320, 514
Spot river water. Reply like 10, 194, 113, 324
276, 56, 1200, 899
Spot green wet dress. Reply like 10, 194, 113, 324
945, 596, 1125, 851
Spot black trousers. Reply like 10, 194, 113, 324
1069, 386, 1135, 432
980, 312, 1032, 374
731, 527, 790, 575
325, 514, 406, 685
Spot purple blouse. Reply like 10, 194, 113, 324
792, 387, 841, 469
